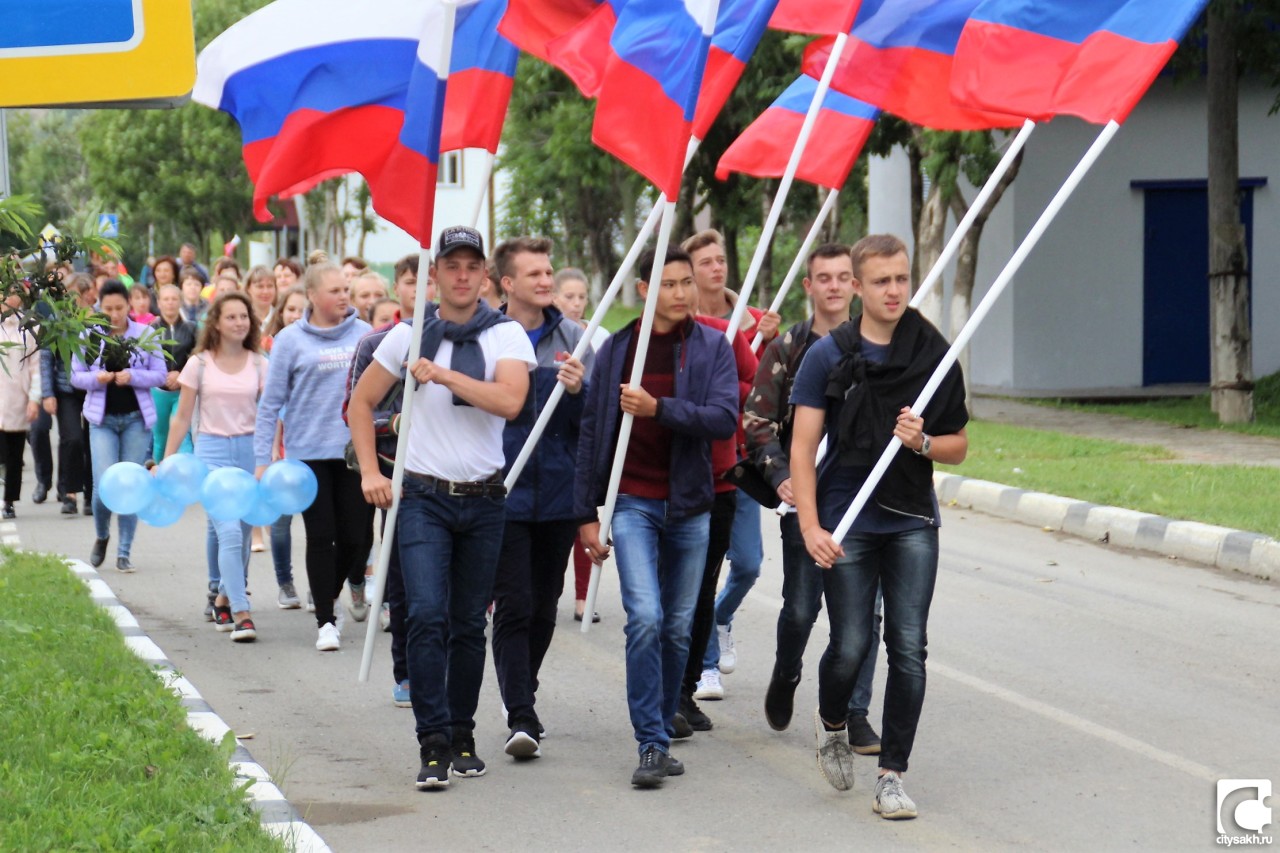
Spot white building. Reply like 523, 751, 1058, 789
869, 76, 1279, 396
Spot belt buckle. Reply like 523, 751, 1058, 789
447, 480, 466, 497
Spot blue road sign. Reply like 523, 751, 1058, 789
0, 0, 142, 57
98, 214, 119, 239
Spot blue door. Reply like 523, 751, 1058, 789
1140, 182, 1256, 386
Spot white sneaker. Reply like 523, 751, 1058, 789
316, 622, 340, 652
815, 708, 855, 791
306, 591, 315, 613
333, 599, 346, 634
873, 772, 918, 819
694, 668, 724, 700
717, 624, 737, 673
379, 602, 391, 632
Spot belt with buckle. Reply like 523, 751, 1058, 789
405, 470, 506, 498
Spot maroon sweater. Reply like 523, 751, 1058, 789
619, 322, 688, 500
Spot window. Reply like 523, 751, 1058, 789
438, 152, 463, 187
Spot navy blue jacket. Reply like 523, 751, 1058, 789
573, 318, 739, 522
502, 306, 593, 522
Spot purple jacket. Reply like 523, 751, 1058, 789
71, 319, 169, 427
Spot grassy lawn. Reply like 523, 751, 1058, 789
0, 551, 284, 852
957, 421, 1280, 539
598, 302, 642, 333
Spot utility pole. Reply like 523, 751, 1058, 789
0, 109, 11, 198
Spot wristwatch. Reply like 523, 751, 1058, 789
916, 434, 932, 457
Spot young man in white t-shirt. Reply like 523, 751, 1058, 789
348, 226, 536, 790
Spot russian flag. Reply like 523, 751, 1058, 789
591, 0, 717, 198
194, 0, 459, 244
497, 0, 601, 64
545, 0, 619, 98
716, 76, 879, 190
803, 0, 1024, 130
768, 0, 860, 36
951, 0, 1209, 124
442, 0, 520, 154
692, 0, 780, 140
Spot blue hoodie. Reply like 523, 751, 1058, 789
254, 307, 370, 465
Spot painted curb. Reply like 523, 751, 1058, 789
935, 472, 1277, 582
58, 553, 332, 853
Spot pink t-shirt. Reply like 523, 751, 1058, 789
178, 353, 263, 437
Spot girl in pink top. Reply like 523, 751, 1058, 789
164, 293, 266, 643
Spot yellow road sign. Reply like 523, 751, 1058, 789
0, 1, 196, 109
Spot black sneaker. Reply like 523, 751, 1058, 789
61, 498, 77, 515
416, 734, 451, 790
451, 732, 486, 777
116, 557, 135, 573
631, 745, 681, 788
89, 536, 109, 568
679, 693, 713, 732
504, 721, 541, 760
2, 503, 14, 519
764, 665, 801, 731
671, 712, 693, 740
848, 715, 882, 755
213, 605, 233, 632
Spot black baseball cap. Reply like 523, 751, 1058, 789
435, 226, 485, 260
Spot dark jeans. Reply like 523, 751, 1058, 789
817, 525, 938, 774
378, 503, 408, 685
397, 477, 505, 741
27, 410, 51, 490
774, 513, 880, 717
682, 490, 736, 696
492, 518, 578, 727
300, 459, 374, 628
1, 431, 27, 503
54, 393, 86, 496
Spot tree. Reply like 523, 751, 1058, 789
4, 110, 94, 231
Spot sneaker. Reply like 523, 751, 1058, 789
277, 583, 301, 610
89, 536, 109, 568
694, 668, 724, 701
764, 665, 801, 732
213, 605, 233, 632
504, 721, 542, 760
848, 715, 882, 755
631, 745, 682, 789
873, 771, 918, 820
61, 498, 77, 515
348, 581, 369, 622
306, 591, 315, 613
679, 694, 713, 732
203, 585, 217, 622
379, 602, 392, 632
315, 622, 340, 651
814, 709, 855, 791
116, 557, 135, 573
2, 503, 15, 519
230, 618, 257, 643
451, 732, 486, 777
717, 624, 736, 673
671, 712, 693, 740
416, 734, 451, 790
333, 601, 346, 634
392, 679, 412, 708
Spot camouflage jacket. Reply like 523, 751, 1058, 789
743, 318, 815, 490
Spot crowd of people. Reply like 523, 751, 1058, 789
1, 225, 968, 817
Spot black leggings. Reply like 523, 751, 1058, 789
1, 430, 27, 504
301, 459, 374, 628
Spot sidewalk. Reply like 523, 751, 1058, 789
946, 396, 1280, 581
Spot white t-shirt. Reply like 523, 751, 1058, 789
372, 320, 536, 481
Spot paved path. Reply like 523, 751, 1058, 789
973, 396, 1280, 468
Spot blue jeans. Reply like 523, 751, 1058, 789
195, 434, 253, 613
397, 477, 506, 741
89, 412, 152, 557
817, 525, 938, 773
612, 495, 710, 754
270, 513, 294, 586
774, 514, 880, 717
703, 492, 764, 669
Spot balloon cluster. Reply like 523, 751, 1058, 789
98, 458, 319, 527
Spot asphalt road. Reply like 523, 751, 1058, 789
13, 496, 1279, 852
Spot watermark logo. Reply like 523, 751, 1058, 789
1217, 779, 1273, 847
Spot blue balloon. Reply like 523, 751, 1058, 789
241, 487, 281, 526
99, 462, 156, 515
155, 453, 209, 506
200, 467, 260, 522
137, 494, 186, 528
261, 459, 318, 515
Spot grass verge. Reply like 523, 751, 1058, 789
0, 550, 285, 852
957, 421, 1280, 539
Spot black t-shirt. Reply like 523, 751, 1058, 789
104, 383, 140, 416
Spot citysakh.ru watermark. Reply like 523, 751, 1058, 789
1218, 779, 1273, 847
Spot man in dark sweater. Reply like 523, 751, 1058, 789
575, 246, 739, 789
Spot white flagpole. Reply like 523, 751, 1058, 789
725, 31, 849, 343
750, 188, 840, 351
468, 150, 495, 230
504, 138, 701, 492
908, 118, 1036, 311
581, 198, 677, 633
359, 0, 459, 683
828, 121, 1121, 543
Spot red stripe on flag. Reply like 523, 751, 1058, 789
498, 0, 600, 64
953, 21, 1178, 124
242, 106, 436, 243
716, 107, 874, 190
592, 56, 691, 199
441, 68, 515, 154
769, 0, 859, 35
692, 46, 747, 140
546, 3, 617, 97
